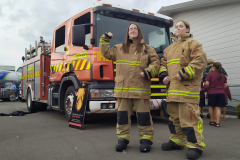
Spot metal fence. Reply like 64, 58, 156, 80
227, 84, 240, 114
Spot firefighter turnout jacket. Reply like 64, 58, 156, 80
159, 33, 207, 104
100, 34, 160, 99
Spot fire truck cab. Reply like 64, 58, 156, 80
21, 1, 173, 121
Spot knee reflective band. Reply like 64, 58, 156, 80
137, 112, 151, 126
140, 135, 153, 141
117, 111, 128, 125
170, 137, 186, 146
168, 120, 176, 134
182, 127, 197, 143
117, 134, 130, 140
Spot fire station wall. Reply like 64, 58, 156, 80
168, 2, 240, 85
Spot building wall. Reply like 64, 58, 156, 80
169, 2, 240, 84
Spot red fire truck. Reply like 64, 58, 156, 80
21, 1, 173, 121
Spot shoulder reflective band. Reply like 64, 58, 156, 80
100, 39, 109, 44
185, 66, 195, 79
167, 90, 199, 97
167, 58, 180, 65
116, 60, 140, 66
159, 67, 167, 72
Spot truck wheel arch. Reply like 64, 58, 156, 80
58, 75, 82, 111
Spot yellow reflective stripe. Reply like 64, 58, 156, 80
198, 121, 206, 148
151, 78, 159, 81
151, 93, 167, 96
167, 58, 180, 65
149, 66, 156, 77
59, 63, 63, 72
100, 42, 109, 44
86, 61, 91, 70
100, 40, 108, 42
187, 145, 197, 149
159, 67, 167, 72
150, 85, 166, 88
72, 61, 76, 68
117, 134, 130, 140
55, 63, 59, 72
75, 60, 81, 70
116, 60, 140, 66
167, 90, 199, 97
188, 66, 195, 79
113, 62, 116, 64
65, 62, 71, 72
114, 87, 151, 93
80, 59, 87, 70
53, 64, 56, 72
140, 135, 153, 140
170, 137, 186, 145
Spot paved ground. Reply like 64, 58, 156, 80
0, 101, 240, 160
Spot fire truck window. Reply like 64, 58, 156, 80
55, 25, 65, 53
74, 12, 91, 46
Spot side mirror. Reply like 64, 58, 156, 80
72, 25, 85, 46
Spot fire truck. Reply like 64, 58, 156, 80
21, 1, 173, 121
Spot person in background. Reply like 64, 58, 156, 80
222, 85, 232, 120
8, 81, 17, 101
22, 56, 25, 62
204, 62, 227, 127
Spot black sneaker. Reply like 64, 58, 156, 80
140, 139, 153, 152
162, 140, 184, 151
115, 138, 129, 152
187, 148, 203, 159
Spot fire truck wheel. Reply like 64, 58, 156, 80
27, 89, 37, 113
64, 86, 75, 121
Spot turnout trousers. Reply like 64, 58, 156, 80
167, 102, 205, 150
116, 98, 154, 142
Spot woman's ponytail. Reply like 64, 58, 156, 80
213, 62, 222, 80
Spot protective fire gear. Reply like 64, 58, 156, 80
116, 138, 129, 151
186, 148, 203, 159
140, 139, 153, 152
100, 34, 160, 99
159, 33, 207, 104
162, 140, 184, 151
159, 33, 207, 152
116, 98, 154, 141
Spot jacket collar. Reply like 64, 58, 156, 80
128, 37, 145, 44
171, 33, 192, 42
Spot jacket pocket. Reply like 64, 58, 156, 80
180, 47, 191, 66
140, 55, 149, 68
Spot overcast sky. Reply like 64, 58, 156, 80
0, 0, 191, 70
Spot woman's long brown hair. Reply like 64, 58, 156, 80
122, 22, 146, 53
213, 62, 223, 80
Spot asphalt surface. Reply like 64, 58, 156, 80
0, 101, 240, 160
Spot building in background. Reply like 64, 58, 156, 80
158, 0, 240, 85
0, 65, 15, 72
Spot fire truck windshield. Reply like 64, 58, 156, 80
96, 14, 170, 53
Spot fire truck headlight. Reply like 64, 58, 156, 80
99, 89, 114, 97
90, 89, 114, 97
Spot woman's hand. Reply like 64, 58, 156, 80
107, 32, 113, 38
163, 76, 171, 85
140, 72, 144, 77
175, 74, 182, 81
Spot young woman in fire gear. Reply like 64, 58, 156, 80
159, 20, 207, 159
99, 23, 160, 152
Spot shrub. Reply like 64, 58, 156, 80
236, 103, 240, 119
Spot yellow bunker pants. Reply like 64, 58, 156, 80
116, 98, 154, 142
167, 102, 205, 150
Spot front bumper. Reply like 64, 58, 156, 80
88, 99, 165, 113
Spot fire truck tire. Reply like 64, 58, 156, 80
64, 86, 75, 121
37, 104, 48, 111
27, 89, 37, 113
